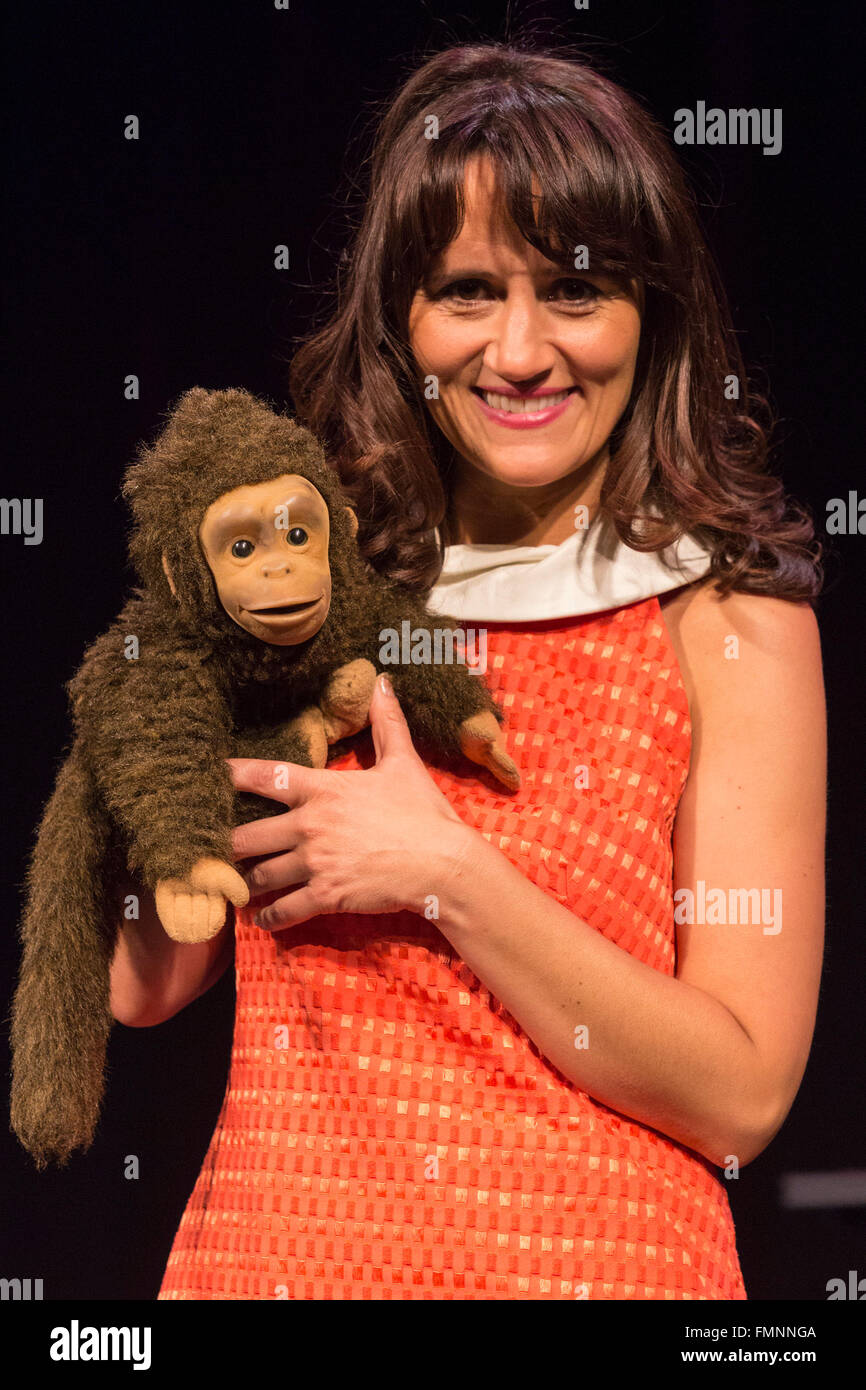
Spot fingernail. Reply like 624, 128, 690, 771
378, 673, 393, 696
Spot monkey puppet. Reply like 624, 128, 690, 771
10, 386, 521, 1170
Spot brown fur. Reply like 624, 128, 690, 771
10, 387, 512, 1169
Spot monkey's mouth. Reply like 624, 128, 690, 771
246, 598, 322, 617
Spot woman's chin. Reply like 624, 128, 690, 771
466, 449, 594, 488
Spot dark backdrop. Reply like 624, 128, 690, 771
2, 0, 863, 1301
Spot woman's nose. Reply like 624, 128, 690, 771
482, 295, 555, 381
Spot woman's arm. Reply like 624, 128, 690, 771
109, 872, 235, 1027
429, 581, 826, 1168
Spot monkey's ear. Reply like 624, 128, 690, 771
161, 553, 178, 598
343, 506, 359, 538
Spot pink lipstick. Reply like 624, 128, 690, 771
472, 385, 578, 429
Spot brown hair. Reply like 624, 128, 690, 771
288, 40, 821, 602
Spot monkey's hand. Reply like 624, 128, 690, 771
459, 710, 521, 791
155, 857, 250, 944
281, 706, 329, 768
320, 658, 378, 743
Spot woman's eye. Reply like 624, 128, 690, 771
231, 539, 254, 558
286, 526, 308, 546
550, 278, 602, 305
437, 278, 491, 302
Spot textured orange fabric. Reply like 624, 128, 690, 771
158, 597, 746, 1300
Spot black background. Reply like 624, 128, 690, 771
1, 0, 863, 1302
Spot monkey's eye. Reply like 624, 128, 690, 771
231, 539, 255, 558
286, 527, 308, 546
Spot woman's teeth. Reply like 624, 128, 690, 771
479, 389, 572, 413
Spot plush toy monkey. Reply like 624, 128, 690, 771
10, 386, 520, 1169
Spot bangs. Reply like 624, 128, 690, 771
392, 101, 665, 311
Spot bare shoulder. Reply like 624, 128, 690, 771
658, 577, 823, 721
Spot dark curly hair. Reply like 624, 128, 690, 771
288, 40, 821, 603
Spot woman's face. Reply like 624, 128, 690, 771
408, 156, 642, 494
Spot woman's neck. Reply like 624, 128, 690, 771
444, 446, 608, 547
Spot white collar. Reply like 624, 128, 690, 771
424, 511, 713, 621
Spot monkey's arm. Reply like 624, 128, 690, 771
75, 621, 248, 941
373, 599, 520, 789
83, 652, 235, 882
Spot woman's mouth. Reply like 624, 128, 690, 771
471, 386, 578, 428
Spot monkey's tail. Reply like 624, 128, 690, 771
9, 742, 117, 1169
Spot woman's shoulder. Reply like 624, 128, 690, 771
658, 577, 823, 726
658, 575, 820, 647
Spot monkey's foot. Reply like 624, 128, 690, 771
320, 658, 378, 743
459, 711, 521, 791
155, 857, 250, 943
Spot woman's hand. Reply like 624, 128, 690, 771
228, 673, 474, 929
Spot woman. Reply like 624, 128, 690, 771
114, 42, 826, 1299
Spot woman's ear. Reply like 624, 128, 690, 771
343, 506, 359, 538
161, 553, 178, 597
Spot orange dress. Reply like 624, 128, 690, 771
157, 597, 746, 1300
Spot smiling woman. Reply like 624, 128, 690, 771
407, 156, 642, 544
153, 40, 825, 1303
290, 42, 817, 596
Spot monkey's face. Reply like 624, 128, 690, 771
198, 474, 341, 646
